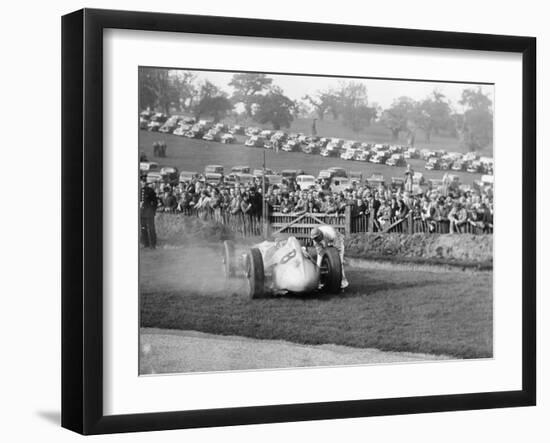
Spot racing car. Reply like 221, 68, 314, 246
222, 236, 342, 298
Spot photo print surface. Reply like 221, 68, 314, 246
138, 67, 494, 375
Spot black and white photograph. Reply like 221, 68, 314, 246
138, 67, 494, 375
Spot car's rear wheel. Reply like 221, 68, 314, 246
246, 248, 264, 299
223, 240, 236, 278
319, 247, 342, 293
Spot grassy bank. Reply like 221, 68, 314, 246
140, 246, 493, 359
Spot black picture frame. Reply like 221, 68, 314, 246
61, 8, 536, 435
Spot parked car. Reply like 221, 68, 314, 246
184, 125, 205, 138
467, 160, 483, 173
349, 171, 363, 184
386, 154, 407, 167
322, 138, 344, 157
146, 171, 163, 184
370, 152, 389, 164
213, 122, 229, 132
147, 120, 163, 132
253, 168, 274, 177
439, 158, 452, 170
331, 177, 353, 193
245, 127, 261, 136
160, 166, 179, 185
356, 150, 372, 162
173, 124, 192, 136
147, 113, 168, 131
366, 173, 385, 187
265, 174, 284, 189
301, 142, 321, 155
282, 139, 301, 152
140, 110, 154, 120
204, 164, 224, 175
340, 148, 359, 160
327, 167, 347, 178
179, 171, 199, 183
231, 165, 251, 174
317, 169, 334, 181
197, 120, 214, 131
139, 117, 149, 129
404, 147, 420, 159
425, 157, 441, 170
245, 135, 267, 148
451, 159, 466, 171
230, 125, 245, 135
260, 129, 274, 139
281, 169, 304, 182
202, 172, 224, 186
139, 161, 159, 174
296, 174, 317, 191
159, 116, 180, 133
390, 177, 405, 191
221, 133, 236, 144
233, 173, 255, 185
463, 152, 479, 162
203, 129, 223, 142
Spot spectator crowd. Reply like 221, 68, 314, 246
141, 170, 494, 234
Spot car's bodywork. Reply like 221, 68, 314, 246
223, 236, 342, 298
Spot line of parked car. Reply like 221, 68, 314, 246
139, 158, 496, 197
139, 110, 494, 175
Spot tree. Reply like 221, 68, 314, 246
192, 81, 233, 122
229, 73, 273, 116
139, 68, 174, 114
303, 89, 340, 120
411, 90, 453, 143
172, 71, 197, 111
334, 81, 377, 132
379, 96, 416, 141
459, 88, 493, 151
252, 86, 295, 130
139, 68, 197, 114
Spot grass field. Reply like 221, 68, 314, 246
140, 246, 493, 359
139, 130, 485, 187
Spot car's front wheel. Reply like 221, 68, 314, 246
246, 248, 264, 299
319, 247, 342, 293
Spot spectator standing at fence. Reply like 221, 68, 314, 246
162, 188, 178, 213
177, 190, 192, 213
280, 196, 294, 214
448, 202, 467, 233
140, 179, 158, 249
396, 199, 409, 219
404, 164, 414, 193
294, 195, 307, 215
355, 197, 368, 216
310, 226, 349, 289
377, 200, 392, 230
230, 193, 242, 215
240, 194, 253, 216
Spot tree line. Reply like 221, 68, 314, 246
139, 68, 493, 151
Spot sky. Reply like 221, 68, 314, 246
176, 69, 493, 112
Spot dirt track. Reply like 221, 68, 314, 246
140, 328, 450, 374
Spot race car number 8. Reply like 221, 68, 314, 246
279, 250, 296, 264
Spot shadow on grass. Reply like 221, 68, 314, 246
280, 279, 447, 301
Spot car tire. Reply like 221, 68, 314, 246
319, 247, 342, 293
223, 240, 236, 278
246, 248, 264, 299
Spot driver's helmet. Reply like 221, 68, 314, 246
310, 227, 323, 242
